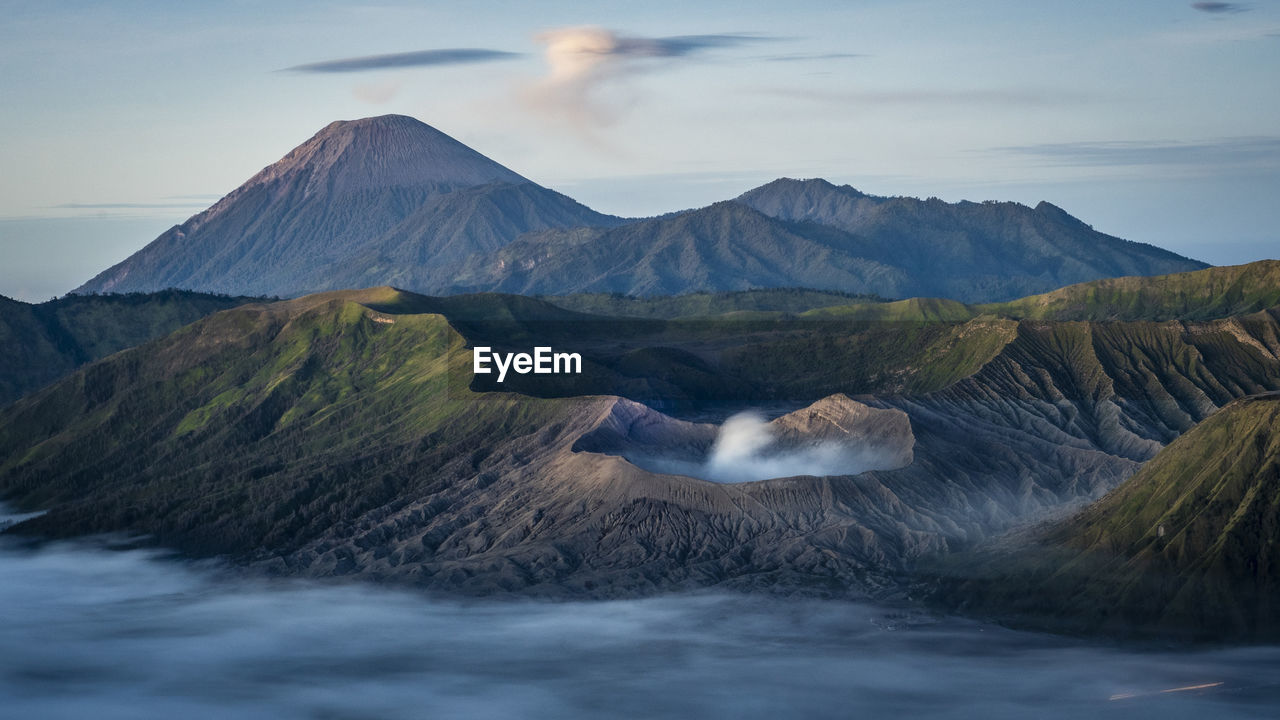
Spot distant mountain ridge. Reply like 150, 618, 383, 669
75, 115, 1207, 302
448, 201, 914, 298
733, 178, 1206, 302
76, 115, 623, 298
451, 191, 1206, 301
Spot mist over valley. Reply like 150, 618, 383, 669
4, 534, 1278, 720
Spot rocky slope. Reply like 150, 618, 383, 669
448, 201, 913, 298
735, 178, 1207, 302
868, 311, 1280, 531
451, 192, 1206, 302
2, 286, 1278, 601
927, 392, 1280, 641
0, 291, 944, 596
583, 394, 915, 484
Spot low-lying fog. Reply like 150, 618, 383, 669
1, 537, 1278, 718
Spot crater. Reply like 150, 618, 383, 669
574, 394, 914, 483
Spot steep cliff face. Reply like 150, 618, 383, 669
771, 394, 914, 469
865, 311, 1280, 538
926, 392, 1280, 641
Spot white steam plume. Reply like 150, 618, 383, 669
635, 410, 897, 484
523, 27, 770, 134
704, 411, 881, 483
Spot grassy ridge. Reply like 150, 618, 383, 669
800, 296, 973, 322
929, 392, 1280, 641
542, 261, 1280, 324
0, 290, 261, 405
0, 290, 578, 558
541, 288, 887, 319
983, 260, 1280, 321
5, 261, 1277, 411
2, 281, 1280, 604
290, 267, 1280, 413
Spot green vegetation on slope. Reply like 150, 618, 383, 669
801, 260, 1280, 324
707, 316, 1019, 399
0, 288, 1031, 596
534, 261, 1280, 329
314, 275, 1280, 415
981, 260, 1280, 322
928, 392, 1280, 641
9, 261, 1280, 419
540, 288, 887, 319
3, 284, 1280, 600
0, 288, 577, 558
0, 289, 261, 405
406, 295, 1021, 407
799, 297, 973, 323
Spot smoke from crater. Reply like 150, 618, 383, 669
639, 410, 899, 483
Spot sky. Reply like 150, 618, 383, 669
1, 0, 1277, 301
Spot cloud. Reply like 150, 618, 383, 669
524, 27, 773, 133
997, 137, 1280, 170
1191, 2, 1249, 13
763, 52, 867, 62
284, 48, 521, 73
3, 538, 1269, 719
53, 202, 209, 210
764, 86, 1087, 107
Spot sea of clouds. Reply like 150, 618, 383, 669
1, 531, 1278, 719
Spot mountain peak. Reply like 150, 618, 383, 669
73, 115, 616, 297
1033, 200, 1069, 216
318, 113, 424, 132
310, 114, 469, 145
740, 177, 868, 201
244, 114, 527, 196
